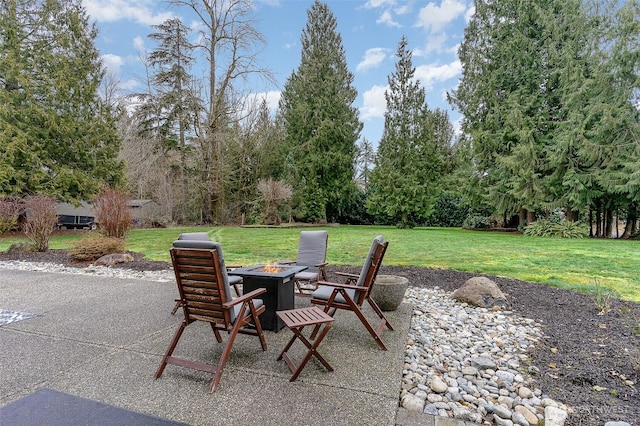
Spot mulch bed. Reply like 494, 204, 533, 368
0, 248, 638, 425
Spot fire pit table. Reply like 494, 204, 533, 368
229, 264, 307, 331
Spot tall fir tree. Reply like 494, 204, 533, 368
450, 0, 640, 232
367, 36, 447, 227
133, 17, 199, 222
0, 0, 123, 201
278, 0, 361, 222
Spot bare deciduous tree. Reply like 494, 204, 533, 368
171, 0, 275, 223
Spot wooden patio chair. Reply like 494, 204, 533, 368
310, 235, 393, 350
155, 242, 267, 392
171, 233, 243, 314
280, 230, 329, 296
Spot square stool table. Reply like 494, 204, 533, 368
276, 306, 334, 381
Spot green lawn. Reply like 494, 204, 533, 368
2, 225, 638, 302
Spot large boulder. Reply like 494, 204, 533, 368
95, 253, 135, 266
451, 276, 507, 309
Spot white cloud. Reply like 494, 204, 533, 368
82, 0, 173, 26
364, 0, 396, 8
261, 90, 281, 113
101, 53, 124, 75
414, 32, 450, 54
465, 5, 476, 22
414, 60, 462, 90
394, 4, 412, 15
356, 48, 388, 72
360, 84, 388, 120
415, 0, 467, 33
133, 36, 145, 52
376, 10, 401, 28
376, 10, 402, 28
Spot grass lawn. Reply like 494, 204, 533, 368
1, 225, 638, 302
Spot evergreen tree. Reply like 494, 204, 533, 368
278, 0, 361, 222
132, 17, 199, 222
0, 0, 123, 201
367, 36, 447, 227
450, 0, 640, 233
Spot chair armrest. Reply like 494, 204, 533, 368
316, 280, 361, 291
335, 271, 358, 278
314, 262, 329, 267
223, 288, 267, 308
335, 271, 358, 284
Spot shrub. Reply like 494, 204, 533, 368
93, 188, 133, 238
0, 197, 23, 235
462, 214, 490, 230
589, 278, 619, 315
257, 178, 292, 225
524, 219, 588, 238
426, 192, 470, 227
69, 233, 125, 261
23, 195, 58, 252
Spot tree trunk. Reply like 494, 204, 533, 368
605, 207, 613, 238
527, 210, 535, 225
519, 208, 527, 227
566, 209, 579, 222
622, 203, 638, 239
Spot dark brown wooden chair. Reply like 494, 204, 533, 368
155, 242, 267, 392
170, 234, 243, 314
310, 236, 393, 350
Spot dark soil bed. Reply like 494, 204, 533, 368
0, 248, 638, 425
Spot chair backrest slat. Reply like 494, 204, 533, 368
170, 246, 234, 324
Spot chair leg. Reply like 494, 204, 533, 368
171, 299, 182, 315
232, 283, 242, 297
367, 297, 394, 331
249, 304, 268, 351
349, 302, 388, 350
155, 321, 187, 379
209, 303, 249, 392
210, 322, 223, 343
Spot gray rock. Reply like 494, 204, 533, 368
512, 411, 530, 426
471, 356, 497, 370
401, 393, 425, 411
492, 404, 514, 419
423, 403, 438, 415
544, 406, 568, 426
451, 276, 508, 309
430, 375, 448, 393
95, 253, 134, 266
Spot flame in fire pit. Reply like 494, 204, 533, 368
261, 263, 283, 273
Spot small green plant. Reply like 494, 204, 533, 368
523, 219, 588, 238
69, 233, 125, 261
590, 278, 620, 315
462, 214, 490, 230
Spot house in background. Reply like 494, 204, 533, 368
128, 199, 160, 227
56, 202, 96, 229
55, 200, 161, 229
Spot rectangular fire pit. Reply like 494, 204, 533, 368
229, 264, 307, 331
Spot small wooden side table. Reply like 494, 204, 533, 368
276, 306, 334, 381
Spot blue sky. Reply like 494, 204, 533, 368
83, 0, 474, 144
